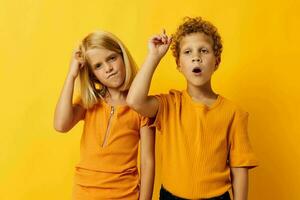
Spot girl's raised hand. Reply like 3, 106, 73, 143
148, 29, 172, 61
68, 48, 85, 79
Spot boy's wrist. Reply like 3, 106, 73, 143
146, 53, 162, 65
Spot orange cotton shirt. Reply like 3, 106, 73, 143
72, 99, 148, 200
151, 90, 259, 199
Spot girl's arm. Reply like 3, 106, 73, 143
139, 126, 155, 200
127, 30, 172, 118
231, 167, 249, 200
53, 49, 86, 133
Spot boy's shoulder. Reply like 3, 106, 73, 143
220, 95, 249, 116
157, 89, 184, 101
169, 89, 183, 96
156, 89, 183, 98
154, 89, 184, 107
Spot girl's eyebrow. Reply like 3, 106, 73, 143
105, 52, 117, 61
91, 53, 118, 67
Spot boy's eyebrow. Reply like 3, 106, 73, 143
181, 46, 192, 51
181, 46, 209, 51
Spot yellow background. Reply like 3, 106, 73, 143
1, 0, 299, 199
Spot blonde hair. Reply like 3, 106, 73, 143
78, 31, 137, 109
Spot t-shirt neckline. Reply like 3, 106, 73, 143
183, 90, 223, 110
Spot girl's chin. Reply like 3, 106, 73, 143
106, 83, 123, 90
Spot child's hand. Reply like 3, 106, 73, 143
68, 48, 85, 79
148, 29, 172, 61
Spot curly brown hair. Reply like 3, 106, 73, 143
171, 17, 223, 65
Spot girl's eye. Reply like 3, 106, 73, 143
109, 56, 117, 61
184, 50, 191, 54
95, 63, 102, 69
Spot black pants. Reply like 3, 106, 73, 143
159, 185, 231, 200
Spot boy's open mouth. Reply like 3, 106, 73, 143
192, 67, 202, 74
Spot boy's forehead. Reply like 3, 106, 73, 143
179, 32, 213, 48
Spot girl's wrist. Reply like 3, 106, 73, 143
67, 73, 77, 81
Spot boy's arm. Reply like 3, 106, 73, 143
231, 167, 249, 200
127, 30, 172, 118
139, 126, 155, 200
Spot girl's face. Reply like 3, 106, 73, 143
86, 48, 126, 89
178, 32, 219, 87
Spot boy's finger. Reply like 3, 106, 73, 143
161, 29, 168, 40
168, 36, 173, 44
160, 36, 166, 44
151, 35, 162, 41
163, 35, 169, 44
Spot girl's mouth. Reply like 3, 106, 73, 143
107, 72, 118, 79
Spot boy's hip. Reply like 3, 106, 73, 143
159, 185, 230, 200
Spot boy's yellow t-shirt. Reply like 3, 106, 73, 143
151, 90, 258, 199
72, 99, 149, 200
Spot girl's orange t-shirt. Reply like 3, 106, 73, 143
72, 99, 148, 200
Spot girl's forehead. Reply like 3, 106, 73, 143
86, 48, 116, 60
86, 48, 115, 57
84, 48, 113, 67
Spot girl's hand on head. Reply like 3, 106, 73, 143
68, 48, 85, 79
148, 29, 172, 61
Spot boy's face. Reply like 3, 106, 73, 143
177, 32, 219, 87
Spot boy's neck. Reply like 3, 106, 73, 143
186, 81, 218, 102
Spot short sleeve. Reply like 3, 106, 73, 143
229, 111, 259, 168
72, 95, 86, 120
140, 115, 151, 128
148, 94, 169, 131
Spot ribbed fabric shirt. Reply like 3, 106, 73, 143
150, 90, 258, 199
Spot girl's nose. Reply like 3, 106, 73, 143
105, 63, 113, 73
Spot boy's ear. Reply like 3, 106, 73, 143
177, 66, 181, 72
215, 57, 221, 70
176, 63, 182, 72
176, 59, 182, 72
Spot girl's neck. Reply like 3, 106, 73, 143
187, 80, 218, 102
105, 88, 127, 105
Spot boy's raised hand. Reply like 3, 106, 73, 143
148, 29, 172, 61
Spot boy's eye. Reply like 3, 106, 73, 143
200, 48, 209, 54
184, 50, 191, 54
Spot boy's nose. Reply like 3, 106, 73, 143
192, 57, 201, 62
